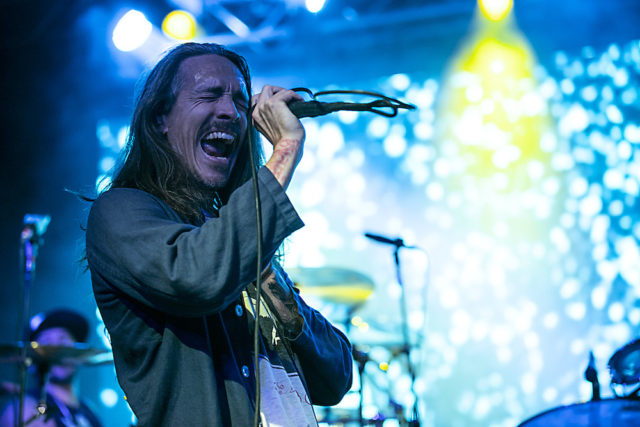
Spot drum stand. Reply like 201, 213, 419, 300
351, 347, 369, 426
365, 232, 421, 425
584, 351, 600, 401
392, 244, 420, 426
20, 363, 52, 427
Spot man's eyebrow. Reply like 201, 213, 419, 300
194, 83, 223, 93
194, 83, 249, 100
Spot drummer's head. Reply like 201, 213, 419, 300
29, 309, 90, 384
29, 309, 89, 343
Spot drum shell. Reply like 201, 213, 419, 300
518, 398, 640, 427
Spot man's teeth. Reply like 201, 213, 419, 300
203, 132, 234, 142
201, 131, 234, 157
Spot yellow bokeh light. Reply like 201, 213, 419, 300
440, 34, 547, 181
436, 1, 559, 240
478, 0, 513, 21
162, 10, 197, 41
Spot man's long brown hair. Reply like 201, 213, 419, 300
109, 43, 262, 222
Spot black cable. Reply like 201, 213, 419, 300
289, 88, 416, 118
246, 116, 263, 427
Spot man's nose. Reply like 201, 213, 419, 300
216, 95, 240, 121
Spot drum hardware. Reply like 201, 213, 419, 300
287, 267, 375, 308
347, 328, 419, 425
517, 398, 640, 426
519, 338, 640, 426
389, 398, 410, 426
584, 351, 601, 401
287, 257, 426, 426
351, 347, 378, 427
0, 341, 112, 426
314, 316, 409, 425
608, 338, 640, 399
288, 266, 381, 425
364, 231, 423, 426
0, 342, 113, 367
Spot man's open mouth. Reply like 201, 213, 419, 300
201, 131, 235, 158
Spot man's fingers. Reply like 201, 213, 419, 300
252, 85, 279, 106
253, 86, 305, 108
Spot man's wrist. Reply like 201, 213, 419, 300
266, 140, 303, 189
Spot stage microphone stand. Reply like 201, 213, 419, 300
16, 214, 50, 427
364, 233, 421, 426
393, 245, 421, 426
584, 351, 600, 402
351, 348, 371, 427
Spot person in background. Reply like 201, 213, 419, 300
0, 309, 103, 427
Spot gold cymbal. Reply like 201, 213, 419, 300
287, 267, 375, 306
0, 342, 112, 366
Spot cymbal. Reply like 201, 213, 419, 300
0, 342, 112, 366
287, 267, 375, 306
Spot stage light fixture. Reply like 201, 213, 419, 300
305, 0, 326, 13
478, 0, 513, 21
162, 10, 197, 40
112, 10, 152, 52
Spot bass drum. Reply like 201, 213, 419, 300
518, 398, 640, 427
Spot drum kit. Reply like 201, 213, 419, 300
288, 231, 425, 426
291, 260, 640, 427
289, 265, 417, 426
518, 339, 640, 426
0, 341, 113, 426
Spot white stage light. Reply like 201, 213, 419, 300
113, 10, 153, 52
100, 388, 119, 407
305, 0, 325, 13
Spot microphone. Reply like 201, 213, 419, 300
288, 100, 338, 118
288, 94, 415, 118
364, 232, 408, 248
23, 214, 51, 235
21, 214, 51, 243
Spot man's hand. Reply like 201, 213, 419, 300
251, 85, 306, 190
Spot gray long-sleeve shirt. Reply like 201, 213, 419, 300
86, 167, 352, 426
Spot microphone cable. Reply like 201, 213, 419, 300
246, 86, 414, 427
246, 110, 264, 427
